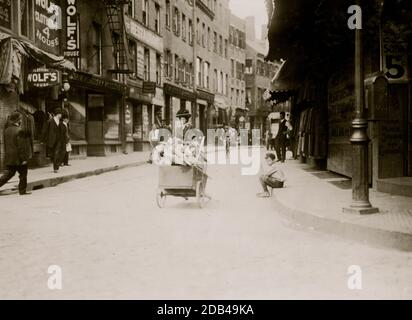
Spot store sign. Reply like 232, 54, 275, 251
143, 81, 156, 95
27, 68, 60, 88
72, 72, 126, 93
124, 16, 163, 52
35, 0, 61, 55
0, 0, 11, 29
382, 22, 409, 82
63, 0, 80, 66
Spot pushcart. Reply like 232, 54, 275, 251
156, 164, 211, 209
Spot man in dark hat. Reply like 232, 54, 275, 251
42, 108, 64, 173
0, 112, 33, 195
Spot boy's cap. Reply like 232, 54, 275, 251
265, 153, 276, 160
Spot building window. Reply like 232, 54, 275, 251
245, 59, 253, 74
144, 48, 150, 81
182, 14, 186, 41
231, 59, 235, 78
196, 18, 201, 44
207, 27, 211, 51
213, 69, 219, 92
142, 0, 148, 26
127, 0, 135, 17
196, 57, 202, 87
180, 59, 185, 84
112, 32, 120, 80
129, 40, 137, 77
91, 22, 102, 75
219, 35, 223, 55
20, 0, 34, 39
165, 0, 170, 28
185, 62, 190, 85
174, 54, 179, 81
188, 63, 193, 86
173, 7, 180, 36
164, 50, 172, 78
220, 71, 223, 93
188, 19, 193, 45
225, 74, 228, 96
213, 32, 217, 53
202, 23, 206, 48
224, 39, 228, 57
155, 3, 160, 33
203, 62, 209, 89
246, 89, 252, 105
156, 54, 161, 85
236, 62, 243, 80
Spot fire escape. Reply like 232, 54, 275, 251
102, 0, 132, 74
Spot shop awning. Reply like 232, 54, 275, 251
0, 31, 76, 92
266, 89, 297, 104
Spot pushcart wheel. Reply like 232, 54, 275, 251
156, 188, 166, 208
196, 181, 205, 209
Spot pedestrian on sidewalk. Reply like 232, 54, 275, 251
148, 124, 160, 163
60, 111, 71, 166
275, 112, 289, 162
0, 112, 33, 195
42, 108, 64, 173
257, 153, 285, 198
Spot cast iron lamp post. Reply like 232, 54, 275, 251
343, 0, 378, 214
61, 71, 71, 108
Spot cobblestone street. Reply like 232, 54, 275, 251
1, 154, 412, 299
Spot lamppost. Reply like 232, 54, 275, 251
343, 0, 378, 214
61, 71, 71, 110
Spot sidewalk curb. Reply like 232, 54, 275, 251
274, 198, 412, 252
3, 147, 223, 193
3, 161, 148, 193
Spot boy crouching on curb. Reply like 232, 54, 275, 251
257, 153, 285, 198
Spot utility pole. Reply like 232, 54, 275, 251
343, 0, 378, 214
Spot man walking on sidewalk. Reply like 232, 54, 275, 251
0, 112, 33, 195
275, 112, 290, 162
60, 111, 71, 166
42, 108, 63, 173
257, 153, 285, 198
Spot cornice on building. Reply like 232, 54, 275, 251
195, 0, 215, 20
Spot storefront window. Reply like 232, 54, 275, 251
104, 95, 120, 140
125, 103, 133, 139
133, 104, 143, 140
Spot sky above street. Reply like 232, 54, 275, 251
229, 0, 268, 39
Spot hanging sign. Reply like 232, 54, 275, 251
63, 0, 80, 66
27, 68, 60, 88
382, 21, 409, 82
34, 0, 61, 55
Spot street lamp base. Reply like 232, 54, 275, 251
343, 205, 379, 215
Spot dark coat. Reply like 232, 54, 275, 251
42, 117, 62, 149
3, 124, 33, 166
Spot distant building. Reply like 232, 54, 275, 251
229, 13, 247, 129
245, 27, 278, 140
